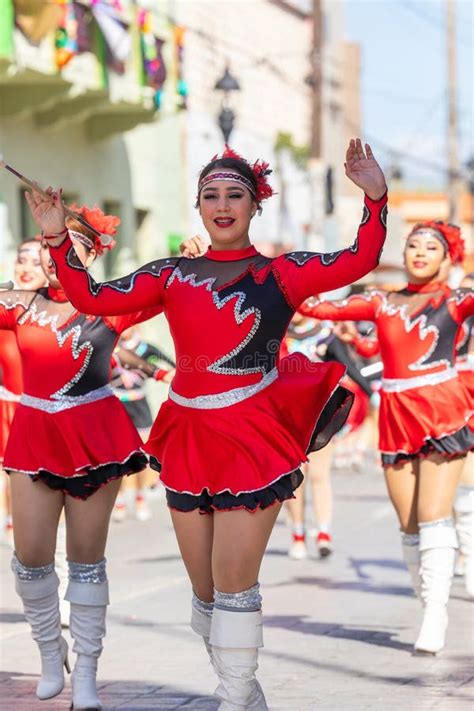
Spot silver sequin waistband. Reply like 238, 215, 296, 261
169, 368, 278, 410
20, 385, 114, 414
382, 367, 458, 393
0, 385, 21, 403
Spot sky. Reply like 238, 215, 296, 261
343, 0, 473, 190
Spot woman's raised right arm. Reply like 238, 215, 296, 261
49, 236, 177, 316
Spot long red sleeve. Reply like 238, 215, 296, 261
272, 193, 387, 307
49, 236, 178, 316
299, 292, 381, 322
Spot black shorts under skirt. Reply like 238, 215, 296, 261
160, 466, 304, 515
9, 451, 148, 500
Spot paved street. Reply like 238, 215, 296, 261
1, 464, 473, 710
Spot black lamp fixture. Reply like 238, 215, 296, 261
214, 65, 240, 143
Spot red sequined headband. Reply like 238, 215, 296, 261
67, 204, 120, 255
197, 145, 274, 205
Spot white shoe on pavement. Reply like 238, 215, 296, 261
288, 536, 308, 560
135, 493, 152, 522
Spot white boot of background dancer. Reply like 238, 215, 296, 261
191, 592, 214, 662
401, 532, 422, 601
454, 485, 474, 598
55, 521, 70, 628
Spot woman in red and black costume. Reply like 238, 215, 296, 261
38, 139, 387, 710
2, 204, 160, 710
1, 238, 46, 541
301, 220, 473, 655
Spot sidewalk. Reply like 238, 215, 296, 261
1, 466, 473, 710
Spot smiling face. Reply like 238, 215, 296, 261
403, 229, 450, 284
198, 179, 257, 249
14, 241, 45, 291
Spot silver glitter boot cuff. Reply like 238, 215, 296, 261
214, 583, 262, 612
11, 552, 55, 581
192, 592, 214, 617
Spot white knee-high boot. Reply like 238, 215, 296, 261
401, 532, 421, 601
55, 523, 70, 628
66, 559, 109, 711
455, 485, 474, 598
415, 519, 458, 654
191, 593, 214, 661
210, 585, 268, 711
11, 554, 70, 700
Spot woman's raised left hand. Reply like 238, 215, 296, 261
344, 139, 387, 201
25, 186, 66, 235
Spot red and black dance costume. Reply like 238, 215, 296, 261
0, 331, 23, 464
0, 285, 162, 497
301, 282, 474, 465
48, 193, 387, 513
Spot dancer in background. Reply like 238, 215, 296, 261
40, 139, 387, 709
1, 238, 45, 543
301, 220, 473, 654
111, 334, 175, 521
3, 203, 159, 710
284, 313, 375, 560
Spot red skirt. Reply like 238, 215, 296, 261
4, 396, 147, 498
379, 375, 473, 465
342, 380, 370, 435
0, 392, 19, 464
145, 354, 352, 505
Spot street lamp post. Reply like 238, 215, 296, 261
214, 66, 240, 144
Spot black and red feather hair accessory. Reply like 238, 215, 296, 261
197, 145, 274, 207
409, 220, 465, 265
67, 204, 120, 255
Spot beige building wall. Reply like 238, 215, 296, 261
175, 0, 313, 246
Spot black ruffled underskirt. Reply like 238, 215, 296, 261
382, 424, 474, 466
153, 461, 304, 515
12, 451, 148, 499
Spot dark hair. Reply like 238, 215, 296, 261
196, 157, 258, 207
65, 216, 96, 253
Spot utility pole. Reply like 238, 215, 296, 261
446, 0, 462, 223
306, 0, 325, 250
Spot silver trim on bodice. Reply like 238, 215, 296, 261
382, 367, 458, 393
20, 384, 114, 413
169, 367, 278, 409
